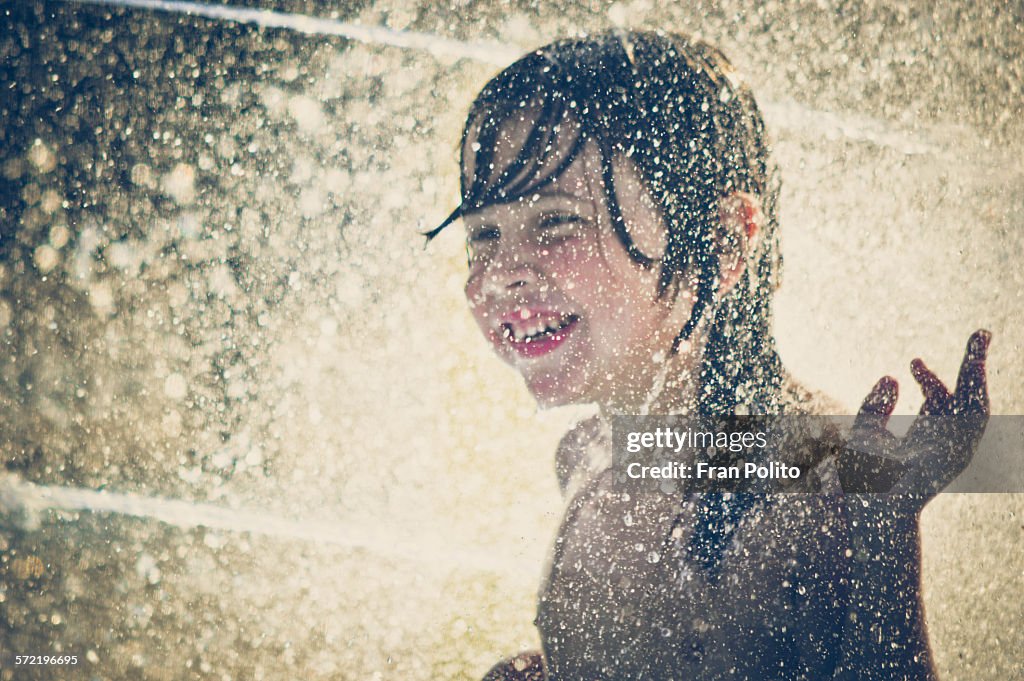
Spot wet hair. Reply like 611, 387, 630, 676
430, 31, 784, 415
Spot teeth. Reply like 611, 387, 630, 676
504, 314, 575, 343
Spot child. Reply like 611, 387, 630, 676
429, 31, 990, 680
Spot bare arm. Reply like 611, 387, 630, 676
478, 419, 600, 681
836, 498, 935, 680
837, 330, 991, 680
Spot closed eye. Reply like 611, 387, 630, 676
467, 226, 500, 263
536, 213, 585, 245
538, 213, 584, 229
469, 226, 501, 242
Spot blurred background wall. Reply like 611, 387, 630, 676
0, 1, 1021, 678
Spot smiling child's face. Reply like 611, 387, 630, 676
461, 113, 700, 409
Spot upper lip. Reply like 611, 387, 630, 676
498, 306, 569, 326
496, 306, 578, 342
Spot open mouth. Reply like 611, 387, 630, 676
502, 313, 578, 343
501, 314, 579, 357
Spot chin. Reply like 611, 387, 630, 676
523, 372, 588, 409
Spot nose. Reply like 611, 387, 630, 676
483, 266, 537, 299
465, 244, 542, 307
480, 250, 540, 299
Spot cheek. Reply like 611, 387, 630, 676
463, 272, 481, 309
464, 275, 496, 340
555, 254, 662, 353
590, 256, 664, 330
543, 241, 615, 306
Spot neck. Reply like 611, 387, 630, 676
598, 347, 700, 417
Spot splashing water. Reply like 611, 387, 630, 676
2, 1, 1022, 679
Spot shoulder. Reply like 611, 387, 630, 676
776, 375, 849, 488
554, 416, 608, 496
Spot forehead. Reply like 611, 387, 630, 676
462, 101, 588, 188
461, 105, 595, 222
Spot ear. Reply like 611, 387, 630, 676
716, 191, 763, 296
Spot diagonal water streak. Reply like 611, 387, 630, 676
760, 98, 942, 156
65, 0, 522, 65
0, 473, 531, 578
63, 0, 965, 158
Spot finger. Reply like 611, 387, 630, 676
910, 358, 952, 415
855, 376, 898, 429
954, 329, 991, 415
846, 377, 901, 492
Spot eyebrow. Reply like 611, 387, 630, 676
461, 191, 593, 223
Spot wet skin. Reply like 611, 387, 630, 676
463, 111, 992, 681
481, 331, 989, 681
537, 470, 849, 680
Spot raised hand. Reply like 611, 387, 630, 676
839, 329, 991, 504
